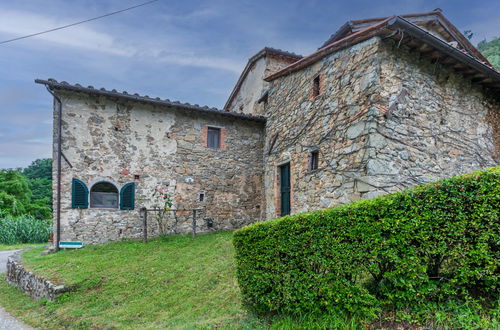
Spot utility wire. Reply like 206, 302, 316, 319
0, 0, 160, 45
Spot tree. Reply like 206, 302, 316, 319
22, 158, 53, 207
23, 158, 52, 180
0, 169, 51, 219
0, 170, 31, 216
478, 37, 500, 70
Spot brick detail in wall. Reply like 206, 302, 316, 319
308, 73, 325, 100
200, 125, 227, 149
274, 166, 280, 218
201, 125, 208, 147
220, 128, 227, 149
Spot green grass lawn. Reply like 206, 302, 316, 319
0, 243, 47, 251
1, 231, 254, 329
0, 231, 497, 329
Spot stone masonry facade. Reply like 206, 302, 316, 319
40, 10, 500, 245
52, 91, 264, 244
263, 37, 499, 217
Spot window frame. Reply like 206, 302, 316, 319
309, 150, 319, 171
312, 75, 321, 98
89, 181, 119, 209
207, 126, 221, 149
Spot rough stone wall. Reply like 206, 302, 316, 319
360, 39, 500, 195
53, 92, 264, 244
227, 55, 298, 116
228, 57, 267, 115
7, 252, 67, 301
264, 38, 383, 217
263, 36, 499, 219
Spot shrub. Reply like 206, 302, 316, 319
233, 167, 499, 316
0, 215, 52, 244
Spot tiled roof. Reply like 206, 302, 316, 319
319, 9, 491, 66
35, 79, 266, 123
263, 15, 500, 92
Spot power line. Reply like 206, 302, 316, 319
0, 0, 160, 45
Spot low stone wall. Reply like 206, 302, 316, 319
6, 251, 67, 301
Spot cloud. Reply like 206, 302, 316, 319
160, 7, 220, 22
0, 9, 133, 56
0, 9, 242, 73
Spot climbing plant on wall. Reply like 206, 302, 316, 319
152, 185, 174, 235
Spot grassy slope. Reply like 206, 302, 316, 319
1, 232, 251, 329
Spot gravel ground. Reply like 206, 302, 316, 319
0, 250, 34, 330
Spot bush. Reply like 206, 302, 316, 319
0, 215, 52, 244
233, 167, 500, 316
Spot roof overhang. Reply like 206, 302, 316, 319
35, 79, 267, 123
386, 17, 500, 89
264, 16, 500, 92
319, 9, 491, 65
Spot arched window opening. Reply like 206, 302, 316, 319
90, 182, 118, 209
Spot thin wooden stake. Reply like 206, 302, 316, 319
142, 208, 148, 243
192, 209, 197, 238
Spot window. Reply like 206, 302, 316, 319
199, 193, 205, 202
312, 75, 320, 98
207, 127, 221, 149
72, 179, 88, 209
90, 182, 118, 208
309, 150, 319, 171
120, 183, 135, 210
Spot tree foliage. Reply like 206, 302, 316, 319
0, 158, 52, 220
22, 158, 52, 180
478, 37, 500, 70
0, 170, 31, 216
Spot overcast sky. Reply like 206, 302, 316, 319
0, 0, 499, 169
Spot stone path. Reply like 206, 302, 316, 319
0, 250, 33, 330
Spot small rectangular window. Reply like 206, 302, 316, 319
207, 127, 221, 149
312, 76, 320, 98
199, 193, 205, 202
309, 150, 319, 171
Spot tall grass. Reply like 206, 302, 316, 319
0, 215, 52, 244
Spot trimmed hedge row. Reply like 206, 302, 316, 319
233, 167, 499, 316
0, 215, 52, 244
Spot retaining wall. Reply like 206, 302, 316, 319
6, 251, 67, 301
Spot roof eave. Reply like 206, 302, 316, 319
264, 16, 500, 90
264, 17, 394, 82
35, 79, 267, 123
387, 17, 500, 83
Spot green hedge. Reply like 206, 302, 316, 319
0, 215, 52, 244
233, 167, 500, 316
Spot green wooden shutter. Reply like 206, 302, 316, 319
72, 179, 88, 209
120, 182, 135, 210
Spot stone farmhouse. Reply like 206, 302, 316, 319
36, 9, 500, 246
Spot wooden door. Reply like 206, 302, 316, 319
279, 163, 291, 216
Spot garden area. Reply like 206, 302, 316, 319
0, 167, 498, 329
